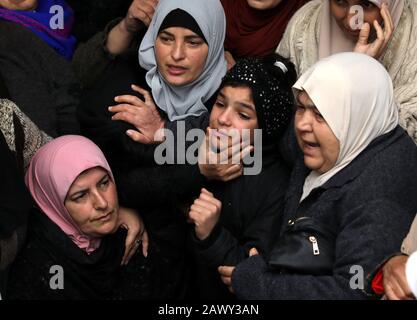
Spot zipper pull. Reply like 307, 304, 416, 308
309, 236, 320, 255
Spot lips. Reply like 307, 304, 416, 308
300, 140, 320, 156
303, 140, 320, 148
167, 65, 187, 76
94, 210, 113, 222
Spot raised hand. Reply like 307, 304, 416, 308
354, 3, 394, 60
188, 188, 222, 240
109, 84, 165, 144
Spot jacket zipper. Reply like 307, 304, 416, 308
309, 236, 320, 255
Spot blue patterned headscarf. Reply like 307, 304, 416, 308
0, 0, 76, 60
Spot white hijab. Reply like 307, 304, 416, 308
294, 52, 399, 201
139, 0, 227, 121
318, 0, 405, 59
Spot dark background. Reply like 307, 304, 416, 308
66, 0, 132, 42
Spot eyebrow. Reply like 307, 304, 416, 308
68, 174, 109, 199
69, 188, 88, 199
159, 30, 203, 41
218, 92, 255, 111
296, 95, 316, 108
237, 102, 255, 111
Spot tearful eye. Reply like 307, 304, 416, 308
159, 36, 173, 43
360, 0, 377, 9
72, 193, 87, 202
333, 0, 347, 6
314, 111, 325, 121
99, 178, 110, 188
188, 41, 201, 46
239, 113, 251, 120
215, 101, 225, 108
296, 105, 306, 112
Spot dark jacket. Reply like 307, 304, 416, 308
0, 21, 80, 137
66, 0, 131, 42
189, 145, 290, 300
0, 131, 32, 295
6, 210, 151, 300
232, 126, 417, 300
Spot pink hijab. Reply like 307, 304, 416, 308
319, 0, 405, 59
25, 135, 114, 254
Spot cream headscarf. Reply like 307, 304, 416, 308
318, 0, 405, 59
293, 52, 399, 201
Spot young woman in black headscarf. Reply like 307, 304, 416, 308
187, 54, 296, 299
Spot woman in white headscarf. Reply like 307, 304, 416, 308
218, 52, 417, 299
277, 0, 417, 143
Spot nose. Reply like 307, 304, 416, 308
295, 109, 314, 133
217, 108, 232, 127
93, 191, 108, 211
171, 40, 186, 61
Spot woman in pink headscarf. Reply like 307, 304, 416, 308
6, 135, 150, 300
277, 0, 417, 143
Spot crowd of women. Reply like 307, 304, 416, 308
0, 0, 417, 300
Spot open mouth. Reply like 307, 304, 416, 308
167, 65, 187, 76
302, 140, 320, 149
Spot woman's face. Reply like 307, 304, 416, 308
209, 85, 259, 145
64, 167, 119, 238
294, 91, 340, 174
330, 0, 382, 41
246, 0, 283, 10
155, 27, 209, 86
0, 0, 38, 10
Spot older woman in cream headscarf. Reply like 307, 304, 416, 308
219, 53, 417, 300
277, 0, 417, 143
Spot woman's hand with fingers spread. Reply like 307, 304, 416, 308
198, 127, 253, 181
109, 84, 165, 144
